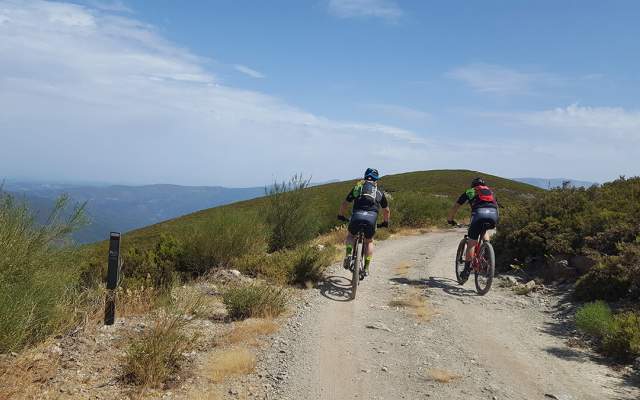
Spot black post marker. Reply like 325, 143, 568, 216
104, 232, 121, 325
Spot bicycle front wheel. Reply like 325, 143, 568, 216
351, 239, 361, 300
474, 242, 495, 295
455, 238, 467, 284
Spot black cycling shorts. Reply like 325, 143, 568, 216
348, 210, 378, 239
468, 207, 499, 241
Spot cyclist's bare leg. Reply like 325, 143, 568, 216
345, 232, 355, 247
342, 232, 356, 269
466, 238, 478, 261
364, 238, 373, 257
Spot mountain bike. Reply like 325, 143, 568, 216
342, 218, 387, 300
348, 229, 366, 300
454, 222, 495, 295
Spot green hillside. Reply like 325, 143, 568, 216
85, 169, 540, 256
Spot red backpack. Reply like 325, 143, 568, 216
475, 185, 495, 203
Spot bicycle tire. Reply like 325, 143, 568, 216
455, 237, 467, 284
474, 242, 495, 295
351, 237, 361, 300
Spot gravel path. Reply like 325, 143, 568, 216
254, 230, 639, 400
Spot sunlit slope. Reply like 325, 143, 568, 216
86, 169, 540, 254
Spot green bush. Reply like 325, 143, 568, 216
178, 211, 267, 276
290, 246, 332, 285
575, 301, 614, 337
493, 178, 640, 304
237, 245, 333, 285
222, 284, 288, 320
574, 263, 631, 302
394, 192, 449, 228
0, 194, 86, 352
602, 311, 640, 361
265, 175, 319, 251
121, 234, 180, 290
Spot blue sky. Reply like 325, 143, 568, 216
1, 0, 638, 185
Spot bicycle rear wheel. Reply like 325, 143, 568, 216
474, 242, 495, 295
351, 238, 361, 300
455, 238, 467, 284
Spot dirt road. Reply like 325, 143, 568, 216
257, 230, 639, 400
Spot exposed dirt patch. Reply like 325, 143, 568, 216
426, 368, 462, 383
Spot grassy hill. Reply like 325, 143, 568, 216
1, 169, 539, 353
4, 183, 265, 244
85, 169, 540, 256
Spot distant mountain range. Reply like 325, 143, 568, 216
3, 182, 265, 244
513, 178, 598, 189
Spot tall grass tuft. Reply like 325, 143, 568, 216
236, 245, 332, 285
123, 310, 196, 387
222, 284, 287, 320
265, 175, 319, 251
0, 193, 86, 352
575, 301, 614, 337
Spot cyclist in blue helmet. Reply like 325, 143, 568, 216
337, 168, 390, 278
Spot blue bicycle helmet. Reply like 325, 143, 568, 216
364, 168, 379, 181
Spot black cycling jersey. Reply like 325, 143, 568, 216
345, 181, 388, 213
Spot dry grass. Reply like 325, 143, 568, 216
393, 261, 413, 276
315, 226, 347, 247
389, 288, 436, 322
221, 318, 279, 346
0, 346, 61, 399
123, 310, 197, 388
206, 348, 256, 383
426, 368, 461, 383
117, 285, 159, 317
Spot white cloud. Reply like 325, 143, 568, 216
234, 64, 265, 79
0, 0, 438, 186
85, 0, 132, 13
446, 63, 551, 95
361, 103, 431, 121
514, 104, 640, 140
327, 0, 403, 21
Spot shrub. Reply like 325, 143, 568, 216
575, 301, 614, 337
602, 311, 640, 361
265, 175, 319, 251
0, 194, 86, 352
121, 234, 179, 291
178, 211, 267, 275
123, 310, 195, 387
290, 245, 332, 285
574, 263, 631, 302
394, 192, 449, 228
493, 177, 640, 304
236, 245, 333, 285
222, 284, 287, 320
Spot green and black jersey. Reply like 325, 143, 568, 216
345, 180, 388, 213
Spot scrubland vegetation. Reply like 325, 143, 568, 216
0, 170, 540, 357
494, 177, 640, 360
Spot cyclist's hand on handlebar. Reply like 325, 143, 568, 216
377, 221, 389, 229
447, 219, 457, 226
337, 215, 348, 222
